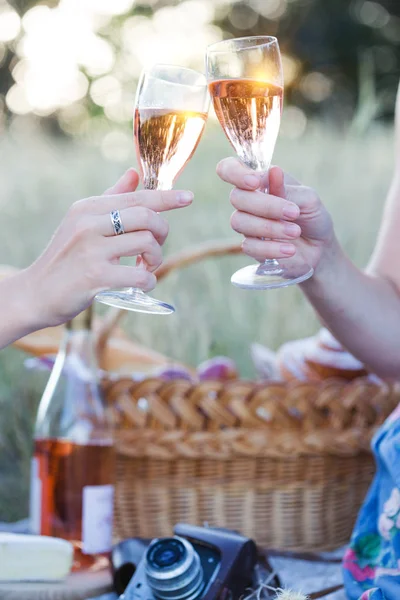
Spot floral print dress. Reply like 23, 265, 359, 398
343, 405, 400, 599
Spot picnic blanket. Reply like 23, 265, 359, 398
0, 519, 345, 599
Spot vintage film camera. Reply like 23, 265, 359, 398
115, 523, 259, 600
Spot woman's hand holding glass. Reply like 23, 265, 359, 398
216, 157, 334, 275
22, 168, 193, 329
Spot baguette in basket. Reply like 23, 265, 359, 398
7, 241, 242, 376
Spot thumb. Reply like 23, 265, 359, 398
269, 166, 286, 198
103, 168, 140, 195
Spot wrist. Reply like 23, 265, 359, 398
0, 269, 41, 349
300, 234, 345, 295
11, 268, 48, 335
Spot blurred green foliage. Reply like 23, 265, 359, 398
214, 0, 400, 120
0, 0, 399, 135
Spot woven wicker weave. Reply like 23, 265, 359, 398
99, 241, 400, 551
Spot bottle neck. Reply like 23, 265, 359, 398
35, 305, 109, 443
66, 306, 93, 332
62, 306, 97, 368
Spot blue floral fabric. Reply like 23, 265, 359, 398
343, 404, 400, 599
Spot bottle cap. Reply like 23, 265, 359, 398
66, 306, 93, 331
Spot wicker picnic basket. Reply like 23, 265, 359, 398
96, 241, 400, 552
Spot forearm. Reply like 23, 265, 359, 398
0, 270, 43, 350
300, 237, 400, 379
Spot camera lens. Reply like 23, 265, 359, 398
145, 537, 204, 600
150, 539, 185, 569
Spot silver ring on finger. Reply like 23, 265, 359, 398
110, 210, 125, 235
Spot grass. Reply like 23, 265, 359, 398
0, 116, 395, 521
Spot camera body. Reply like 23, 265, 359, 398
120, 523, 258, 600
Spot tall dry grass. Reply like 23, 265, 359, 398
0, 118, 394, 520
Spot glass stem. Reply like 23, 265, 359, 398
256, 259, 282, 276
256, 180, 283, 275
128, 177, 166, 296
127, 287, 146, 297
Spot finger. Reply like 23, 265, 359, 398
105, 265, 157, 292
231, 211, 301, 240
84, 189, 194, 216
269, 166, 286, 198
103, 168, 140, 195
242, 237, 297, 261
98, 207, 169, 245
285, 185, 320, 213
283, 170, 301, 186
216, 157, 262, 190
230, 188, 300, 221
105, 231, 163, 272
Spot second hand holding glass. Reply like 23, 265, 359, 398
206, 36, 313, 289
96, 65, 210, 314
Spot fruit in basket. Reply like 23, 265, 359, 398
152, 365, 194, 381
197, 356, 238, 381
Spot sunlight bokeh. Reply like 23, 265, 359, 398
5, 0, 225, 119
1, 0, 398, 159
0, 4, 20, 42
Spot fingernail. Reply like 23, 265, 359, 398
283, 203, 300, 219
244, 174, 260, 188
177, 191, 194, 205
284, 222, 301, 237
280, 243, 296, 256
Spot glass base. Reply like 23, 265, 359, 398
231, 258, 314, 290
95, 288, 174, 315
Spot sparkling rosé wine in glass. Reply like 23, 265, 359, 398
134, 108, 207, 191
208, 79, 282, 173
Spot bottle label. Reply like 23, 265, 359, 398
82, 484, 114, 554
30, 454, 52, 536
29, 457, 42, 535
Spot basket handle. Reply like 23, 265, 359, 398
96, 239, 242, 359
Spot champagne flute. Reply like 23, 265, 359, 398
206, 36, 313, 289
96, 65, 210, 314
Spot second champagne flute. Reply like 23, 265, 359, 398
96, 65, 210, 314
206, 36, 313, 290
